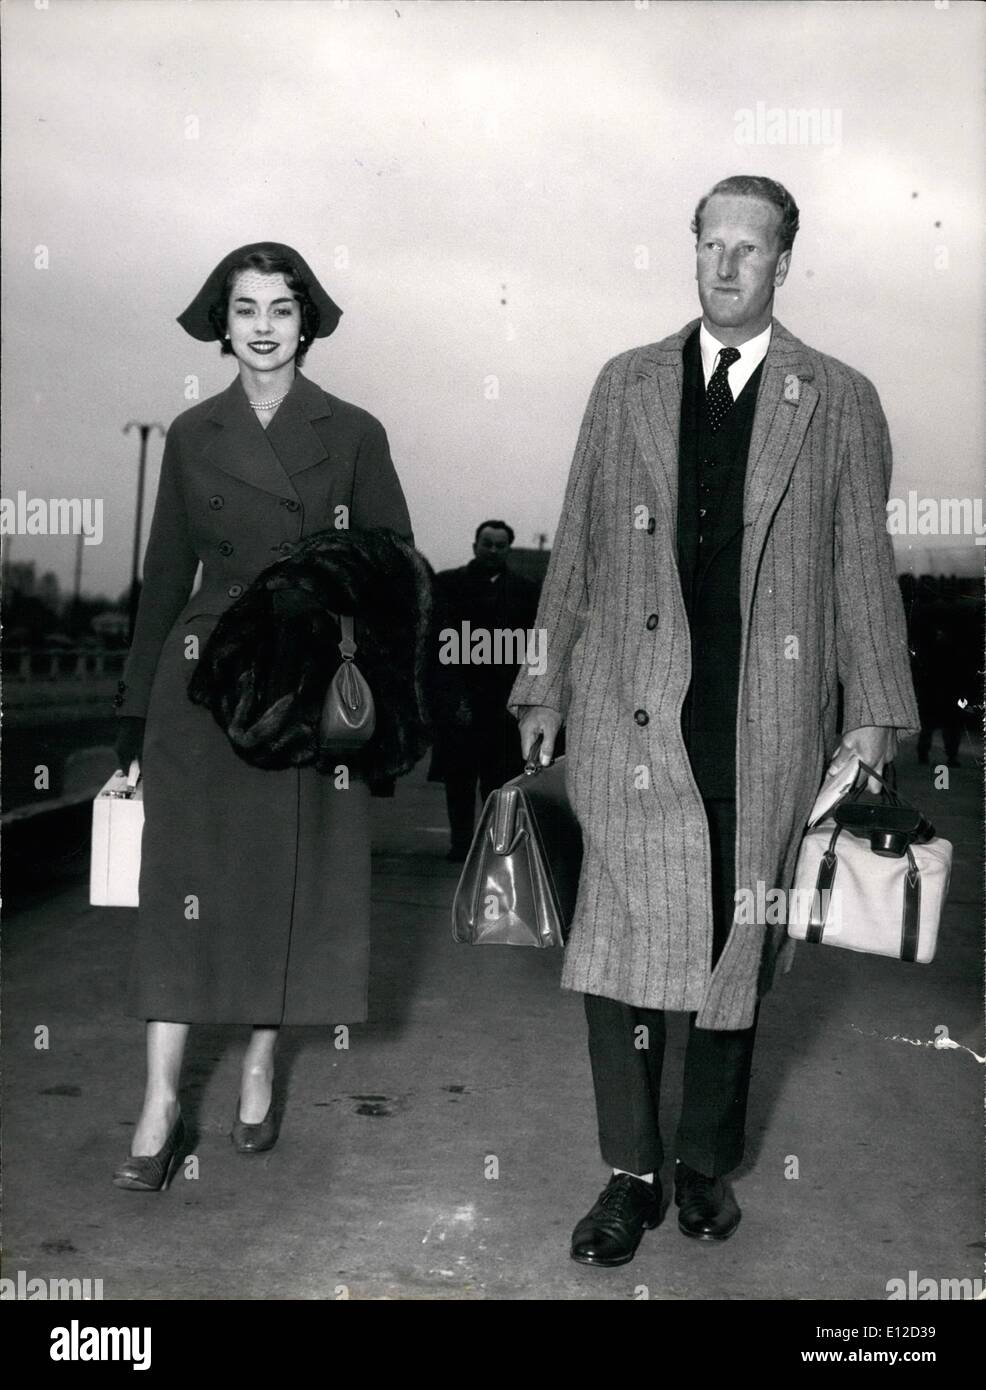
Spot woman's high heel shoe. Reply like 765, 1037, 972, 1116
112, 1110, 185, 1191
231, 1093, 280, 1154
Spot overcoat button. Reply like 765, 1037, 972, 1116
280, 498, 300, 512
209, 495, 224, 510
634, 709, 649, 726
227, 583, 243, 598
218, 541, 233, 556
646, 517, 656, 535
112, 693, 124, 708
117, 680, 127, 693
645, 613, 659, 631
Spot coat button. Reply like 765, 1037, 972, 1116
117, 680, 127, 693
218, 541, 233, 556
634, 709, 649, 726
280, 498, 300, 512
645, 613, 659, 631
227, 583, 243, 598
209, 495, 224, 510
112, 693, 124, 708
646, 517, 656, 535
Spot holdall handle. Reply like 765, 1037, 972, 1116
844, 760, 936, 846
524, 732, 547, 776
848, 759, 901, 806
126, 759, 141, 793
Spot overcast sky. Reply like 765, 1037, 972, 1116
2, 0, 984, 598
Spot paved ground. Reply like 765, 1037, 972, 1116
2, 744, 982, 1301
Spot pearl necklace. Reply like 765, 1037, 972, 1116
248, 390, 289, 411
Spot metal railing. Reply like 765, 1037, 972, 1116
3, 648, 128, 681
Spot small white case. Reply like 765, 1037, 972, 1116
89, 760, 143, 907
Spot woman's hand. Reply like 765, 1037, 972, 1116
115, 717, 145, 773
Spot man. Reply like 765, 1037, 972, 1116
509, 176, 918, 1265
431, 521, 539, 860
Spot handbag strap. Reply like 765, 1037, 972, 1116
330, 613, 357, 661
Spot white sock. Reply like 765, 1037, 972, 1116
614, 1167, 654, 1184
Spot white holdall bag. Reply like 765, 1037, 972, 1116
90, 760, 143, 907
789, 760, 953, 964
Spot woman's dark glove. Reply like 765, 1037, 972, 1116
114, 717, 145, 772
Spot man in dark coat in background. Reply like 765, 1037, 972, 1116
430, 521, 539, 860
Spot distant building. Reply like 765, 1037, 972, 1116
4, 560, 38, 597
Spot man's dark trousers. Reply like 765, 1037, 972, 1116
584, 799, 759, 1177
582, 327, 761, 1179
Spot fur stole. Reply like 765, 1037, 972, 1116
187, 527, 434, 780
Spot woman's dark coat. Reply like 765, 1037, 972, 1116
116, 371, 413, 1024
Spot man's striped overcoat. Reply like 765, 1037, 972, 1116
509, 318, 919, 1030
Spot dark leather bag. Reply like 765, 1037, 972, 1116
319, 614, 376, 752
452, 740, 583, 947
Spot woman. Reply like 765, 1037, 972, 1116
112, 242, 414, 1189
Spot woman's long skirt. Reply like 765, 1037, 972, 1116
128, 614, 371, 1024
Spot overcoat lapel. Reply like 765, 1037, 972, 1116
627, 331, 690, 545
739, 326, 818, 614
629, 319, 819, 585
266, 372, 335, 478
200, 372, 334, 498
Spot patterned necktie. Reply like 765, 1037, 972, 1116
705, 346, 741, 432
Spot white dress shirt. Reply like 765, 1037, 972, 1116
699, 322, 772, 399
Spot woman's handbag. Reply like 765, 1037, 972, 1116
318, 614, 376, 752
788, 761, 953, 963
452, 738, 583, 947
90, 760, 144, 907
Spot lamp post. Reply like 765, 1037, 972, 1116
123, 421, 165, 641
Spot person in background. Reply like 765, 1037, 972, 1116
430, 521, 539, 861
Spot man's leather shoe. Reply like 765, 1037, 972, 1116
570, 1173, 663, 1267
674, 1160, 741, 1240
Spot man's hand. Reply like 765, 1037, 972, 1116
826, 725, 898, 794
517, 705, 562, 765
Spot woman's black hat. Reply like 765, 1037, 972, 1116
177, 242, 342, 342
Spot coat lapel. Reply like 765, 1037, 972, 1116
265, 371, 334, 478
200, 372, 333, 498
740, 321, 819, 610
626, 322, 695, 532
